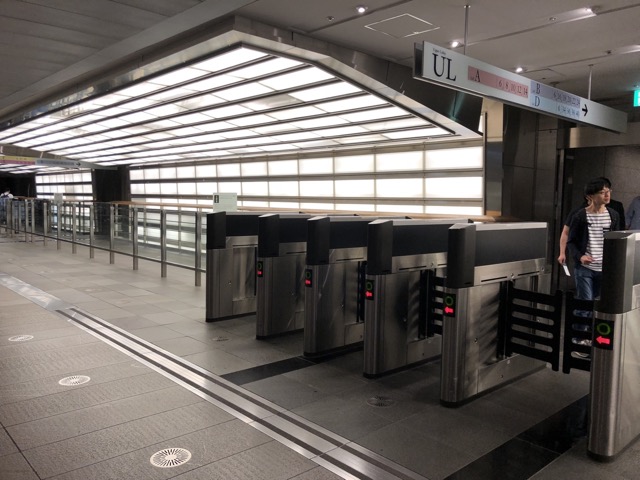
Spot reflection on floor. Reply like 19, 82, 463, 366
0, 234, 637, 480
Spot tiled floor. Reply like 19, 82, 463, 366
0, 233, 638, 480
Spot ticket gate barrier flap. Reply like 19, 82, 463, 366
303, 259, 366, 358
503, 282, 563, 372
363, 268, 443, 378
561, 292, 594, 374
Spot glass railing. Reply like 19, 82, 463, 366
0, 198, 208, 286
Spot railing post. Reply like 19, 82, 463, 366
43, 201, 48, 246
56, 202, 61, 250
29, 199, 35, 243
132, 206, 139, 271
7, 199, 13, 238
89, 204, 95, 259
160, 209, 167, 278
194, 211, 202, 287
109, 204, 115, 264
71, 204, 77, 254
23, 200, 28, 243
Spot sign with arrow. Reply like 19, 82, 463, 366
414, 42, 627, 133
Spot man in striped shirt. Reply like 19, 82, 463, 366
566, 178, 622, 348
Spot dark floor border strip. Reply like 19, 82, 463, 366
60, 308, 426, 480
443, 395, 589, 480
220, 356, 320, 385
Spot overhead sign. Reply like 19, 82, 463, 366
634, 90, 640, 107
414, 42, 627, 133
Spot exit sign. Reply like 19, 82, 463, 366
635, 90, 640, 107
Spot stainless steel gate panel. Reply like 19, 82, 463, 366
256, 242, 307, 338
206, 236, 258, 321
588, 231, 640, 461
303, 257, 364, 356
589, 309, 640, 459
363, 269, 442, 377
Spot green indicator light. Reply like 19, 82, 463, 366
596, 322, 612, 336
445, 295, 454, 306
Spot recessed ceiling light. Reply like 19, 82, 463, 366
450, 41, 461, 48
515, 67, 524, 73
356, 5, 368, 14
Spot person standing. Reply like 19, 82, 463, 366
567, 178, 622, 301
625, 195, 640, 229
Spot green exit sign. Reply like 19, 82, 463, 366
635, 90, 640, 107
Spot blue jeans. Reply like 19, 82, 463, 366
573, 265, 600, 338
574, 264, 602, 301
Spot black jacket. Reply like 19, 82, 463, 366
566, 206, 621, 266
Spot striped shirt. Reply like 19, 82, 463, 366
585, 212, 611, 271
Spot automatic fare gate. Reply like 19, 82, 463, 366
256, 213, 312, 338
304, 215, 376, 358
205, 212, 264, 322
363, 218, 464, 377
588, 231, 640, 461
441, 222, 550, 406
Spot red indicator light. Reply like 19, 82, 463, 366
593, 320, 614, 350
364, 280, 374, 300
304, 269, 312, 287
256, 261, 264, 278
443, 294, 456, 317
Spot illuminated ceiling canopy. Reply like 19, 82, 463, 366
0, 18, 482, 174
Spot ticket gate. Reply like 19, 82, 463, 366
256, 213, 313, 338
588, 231, 640, 461
363, 218, 465, 377
205, 212, 264, 322
304, 216, 377, 358
441, 222, 550, 406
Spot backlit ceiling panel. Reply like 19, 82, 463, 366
0, 46, 455, 173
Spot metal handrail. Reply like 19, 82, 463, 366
0, 199, 209, 286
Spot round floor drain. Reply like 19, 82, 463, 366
58, 375, 91, 386
366, 395, 395, 407
212, 336, 229, 342
150, 448, 192, 468
8, 335, 34, 342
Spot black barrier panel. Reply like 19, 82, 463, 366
503, 283, 563, 371
306, 216, 372, 265
206, 212, 273, 249
562, 292, 593, 374
367, 219, 467, 274
423, 271, 445, 337
257, 214, 312, 257
476, 227, 547, 266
